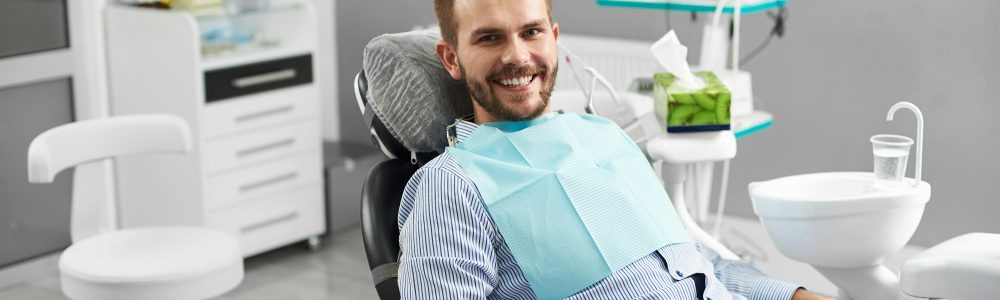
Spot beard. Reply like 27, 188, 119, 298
460, 62, 558, 122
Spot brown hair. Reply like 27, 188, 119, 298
434, 0, 553, 48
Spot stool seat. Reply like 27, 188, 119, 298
59, 227, 243, 300
900, 233, 1000, 300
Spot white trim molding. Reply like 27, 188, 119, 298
0, 50, 73, 90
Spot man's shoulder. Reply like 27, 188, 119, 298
404, 150, 477, 194
399, 150, 488, 228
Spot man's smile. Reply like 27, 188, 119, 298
491, 74, 539, 93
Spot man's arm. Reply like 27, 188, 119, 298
397, 167, 499, 299
791, 289, 833, 300
695, 242, 813, 300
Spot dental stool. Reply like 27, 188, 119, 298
27, 115, 244, 300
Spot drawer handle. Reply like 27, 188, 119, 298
235, 105, 294, 123
240, 211, 299, 233
239, 172, 299, 193
232, 69, 297, 88
236, 138, 295, 158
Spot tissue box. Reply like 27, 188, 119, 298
653, 71, 731, 133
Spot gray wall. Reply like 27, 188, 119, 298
335, 0, 1000, 247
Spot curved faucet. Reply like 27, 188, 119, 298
886, 101, 924, 186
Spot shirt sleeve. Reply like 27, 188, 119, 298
397, 167, 499, 299
696, 242, 801, 300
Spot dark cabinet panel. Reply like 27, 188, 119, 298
0, 79, 74, 268
0, 0, 69, 58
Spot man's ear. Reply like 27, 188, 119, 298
436, 41, 463, 80
552, 22, 559, 41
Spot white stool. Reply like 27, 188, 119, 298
27, 115, 244, 300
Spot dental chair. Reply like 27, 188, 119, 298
356, 29, 473, 300
27, 115, 243, 300
354, 29, 726, 299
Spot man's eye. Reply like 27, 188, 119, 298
479, 35, 497, 42
525, 29, 541, 37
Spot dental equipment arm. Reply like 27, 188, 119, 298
886, 101, 924, 186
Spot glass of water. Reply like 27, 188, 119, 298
871, 134, 914, 185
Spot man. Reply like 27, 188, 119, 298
397, 0, 832, 299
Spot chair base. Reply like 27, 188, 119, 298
62, 260, 242, 300
58, 227, 244, 300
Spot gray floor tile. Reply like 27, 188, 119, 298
0, 225, 380, 300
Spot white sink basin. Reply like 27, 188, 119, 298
749, 172, 932, 300
751, 172, 930, 220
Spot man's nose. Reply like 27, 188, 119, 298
501, 39, 530, 66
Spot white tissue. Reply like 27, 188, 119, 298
651, 30, 706, 90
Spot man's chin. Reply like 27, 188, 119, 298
503, 101, 547, 120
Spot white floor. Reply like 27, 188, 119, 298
0, 226, 379, 300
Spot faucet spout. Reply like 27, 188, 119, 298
886, 101, 924, 186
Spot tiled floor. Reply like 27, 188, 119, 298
0, 226, 379, 300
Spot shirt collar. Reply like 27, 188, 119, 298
448, 114, 479, 146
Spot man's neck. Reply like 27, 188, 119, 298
472, 104, 552, 124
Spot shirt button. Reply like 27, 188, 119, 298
675, 271, 683, 277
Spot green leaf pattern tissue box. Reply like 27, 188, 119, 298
653, 71, 731, 133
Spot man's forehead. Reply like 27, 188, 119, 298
453, 0, 549, 33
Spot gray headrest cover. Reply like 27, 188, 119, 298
362, 29, 473, 153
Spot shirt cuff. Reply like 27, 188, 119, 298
747, 278, 801, 300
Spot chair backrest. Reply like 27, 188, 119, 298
361, 159, 417, 300
27, 114, 192, 242
356, 29, 468, 300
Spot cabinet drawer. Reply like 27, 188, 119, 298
204, 54, 313, 103
205, 151, 322, 211
204, 119, 320, 174
207, 184, 325, 257
203, 84, 318, 139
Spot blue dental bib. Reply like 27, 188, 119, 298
447, 113, 689, 299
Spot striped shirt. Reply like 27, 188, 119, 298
398, 118, 799, 299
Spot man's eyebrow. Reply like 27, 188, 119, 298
471, 27, 504, 37
521, 19, 547, 29
470, 19, 549, 37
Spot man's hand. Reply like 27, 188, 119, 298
792, 288, 834, 300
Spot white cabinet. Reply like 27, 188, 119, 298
105, 1, 325, 257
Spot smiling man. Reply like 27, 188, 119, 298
396, 0, 832, 299
435, 0, 558, 124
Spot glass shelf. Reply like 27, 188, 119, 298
597, 0, 786, 14
192, 2, 303, 22
190, 1, 312, 70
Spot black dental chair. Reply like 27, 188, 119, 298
356, 70, 412, 300
355, 29, 473, 300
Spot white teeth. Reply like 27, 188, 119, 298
499, 76, 533, 87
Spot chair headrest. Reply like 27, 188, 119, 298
361, 29, 473, 154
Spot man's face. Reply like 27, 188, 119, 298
440, 0, 559, 122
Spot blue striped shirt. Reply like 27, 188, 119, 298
398, 118, 800, 299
